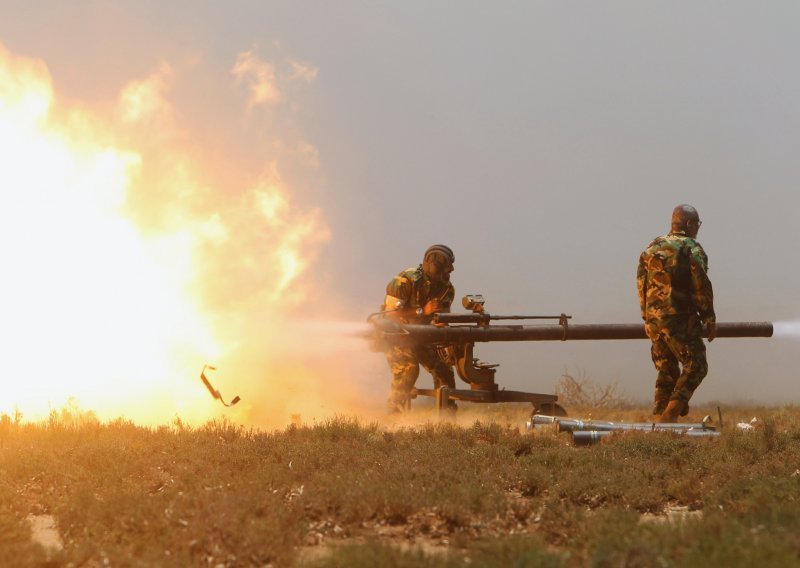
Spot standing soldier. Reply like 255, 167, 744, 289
637, 205, 717, 423
381, 245, 457, 413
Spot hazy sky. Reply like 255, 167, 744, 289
1, 1, 798, 410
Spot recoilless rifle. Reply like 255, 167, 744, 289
368, 294, 773, 417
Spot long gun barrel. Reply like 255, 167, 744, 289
373, 319, 773, 348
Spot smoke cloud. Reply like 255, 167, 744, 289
773, 321, 800, 340
231, 49, 281, 107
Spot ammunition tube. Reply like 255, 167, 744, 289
530, 415, 559, 426
530, 414, 717, 434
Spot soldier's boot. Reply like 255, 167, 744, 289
659, 399, 687, 423
652, 380, 675, 416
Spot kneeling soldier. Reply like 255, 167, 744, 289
381, 245, 457, 413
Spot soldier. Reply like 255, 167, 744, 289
381, 244, 457, 413
637, 205, 717, 423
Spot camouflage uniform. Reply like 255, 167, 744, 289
637, 231, 715, 414
383, 265, 456, 411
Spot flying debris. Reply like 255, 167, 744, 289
200, 365, 241, 407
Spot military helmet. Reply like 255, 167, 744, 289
423, 244, 455, 264
422, 244, 455, 283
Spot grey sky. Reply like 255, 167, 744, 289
1, 1, 797, 408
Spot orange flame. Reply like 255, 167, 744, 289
0, 44, 338, 426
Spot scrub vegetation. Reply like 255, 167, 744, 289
1, 403, 799, 567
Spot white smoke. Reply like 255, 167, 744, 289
772, 321, 800, 339
280, 320, 372, 355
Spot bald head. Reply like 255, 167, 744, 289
671, 204, 702, 238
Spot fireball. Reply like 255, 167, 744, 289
0, 44, 330, 425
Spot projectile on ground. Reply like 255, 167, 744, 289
529, 414, 716, 433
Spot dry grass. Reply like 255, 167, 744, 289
1, 403, 799, 567
555, 370, 633, 409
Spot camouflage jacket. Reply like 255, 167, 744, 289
384, 265, 454, 321
637, 231, 715, 324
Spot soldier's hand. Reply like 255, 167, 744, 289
422, 299, 441, 316
706, 321, 717, 342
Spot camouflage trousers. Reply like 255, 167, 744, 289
647, 316, 708, 414
384, 345, 455, 412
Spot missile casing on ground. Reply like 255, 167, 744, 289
530, 414, 714, 431
528, 414, 716, 433
372, 320, 772, 347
